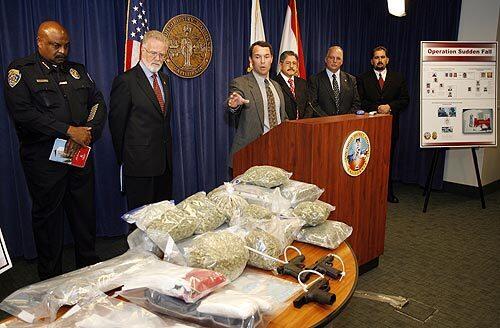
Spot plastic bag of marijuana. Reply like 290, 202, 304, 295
228, 203, 273, 228
234, 165, 292, 188
177, 192, 227, 234
184, 231, 249, 281
290, 200, 335, 227
244, 229, 283, 270
279, 180, 324, 207
231, 183, 291, 214
207, 182, 249, 219
146, 207, 198, 245
295, 220, 352, 249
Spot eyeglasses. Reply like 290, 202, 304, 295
143, 47, 167, 59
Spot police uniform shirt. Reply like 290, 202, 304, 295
5, 52, 106, 146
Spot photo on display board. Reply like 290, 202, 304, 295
462, 108, 493, 134
438, 107, 457, 117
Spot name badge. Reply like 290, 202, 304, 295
36, 79, 49, 83
59, 81, 68, 85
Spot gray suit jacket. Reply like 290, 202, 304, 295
228, 73, 287, 165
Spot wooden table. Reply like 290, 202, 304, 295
268, 241, 358, 328
1, 242, 357, 327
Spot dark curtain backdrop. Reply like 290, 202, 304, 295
0, 0, 461, 258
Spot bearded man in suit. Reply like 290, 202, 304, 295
357, 46, 409, 203
109, 30, 172, 211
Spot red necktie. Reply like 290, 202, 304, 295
378, 73, 384, 90
288, 77, 296, 97
152, 74, 165, 114
288, 77, 299, 119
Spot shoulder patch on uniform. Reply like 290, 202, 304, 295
7, 69, 21, 88
69, 68, 81, 79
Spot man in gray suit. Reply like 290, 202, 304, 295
227, 41, 287, 165
308, 45, 360, 116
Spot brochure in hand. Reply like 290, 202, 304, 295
49, 138, 91, 168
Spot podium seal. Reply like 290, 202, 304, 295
342, 131, 370, 176
162, 14, 212, 78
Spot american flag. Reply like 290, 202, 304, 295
124, 0, 150, 71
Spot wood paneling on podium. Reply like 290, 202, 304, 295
233, 114, 392, 266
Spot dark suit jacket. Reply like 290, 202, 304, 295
307, 69, 361, 116
357, 70, 409, 140
109, 64, 172, 177
228, 73, 287, 165
272, 73, 310, 119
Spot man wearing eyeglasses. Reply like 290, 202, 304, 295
109, 30, 172, 214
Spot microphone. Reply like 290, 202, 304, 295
308, 102, 328, 117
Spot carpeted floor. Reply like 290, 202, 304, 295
1, 183, 499, 327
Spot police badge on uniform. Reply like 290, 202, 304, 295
7, 69, 21, 88
69, 68, 80, 79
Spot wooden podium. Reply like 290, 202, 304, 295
233, 114, 392, 267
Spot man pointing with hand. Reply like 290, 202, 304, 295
227, 41, 287, 166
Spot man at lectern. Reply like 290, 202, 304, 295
307, 45, 361, 116
357, 46, 409, 203
272, 51, 310, 119
227, 41, 287, 166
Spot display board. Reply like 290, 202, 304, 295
0, 228, 12, 275
420, 41, 497, 147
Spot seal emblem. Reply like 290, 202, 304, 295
162, 14, 212, 78
342, 131, 371, 177
8, 69, 21, 88
69, 68, 81, 79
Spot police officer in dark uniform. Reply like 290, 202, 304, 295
4, 21, 106, 280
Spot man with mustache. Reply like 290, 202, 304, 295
109, 31, 172, 214
4, 21, 106, 279
273, 51, 310, 119
357, 46, 409, 203
227, 41, 287, 166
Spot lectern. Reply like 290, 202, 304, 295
233, 114, 392, 268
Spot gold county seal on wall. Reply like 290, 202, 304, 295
342, 131, 371, 177
162, 14, 212, 78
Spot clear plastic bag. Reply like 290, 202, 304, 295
0, 295, 167, 328
258, 216, 306, 249
231, 184, 291, 214
184, 230, 249, 281
126, 228, 163, 258
207, 183, 249, 219
290, 200, 335, 227
122, 287, 261, 328
244, 229, 283, 270
234, 165, 292, 188
177, 192, 228, 234
0, 250, 158, 323
119, 260, 228, 303
122, 269, 301, 328
229, 204, 273, 228
279, 180, 324, 207
295, 220, 353, 249
146, 207, 198, 244
121, 200, 175, 228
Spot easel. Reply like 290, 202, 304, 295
422, 147, 486, 213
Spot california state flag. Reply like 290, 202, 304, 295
278, 0, 306, 78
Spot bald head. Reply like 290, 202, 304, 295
37, 21, 70, 64
324, 45, 344, 73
